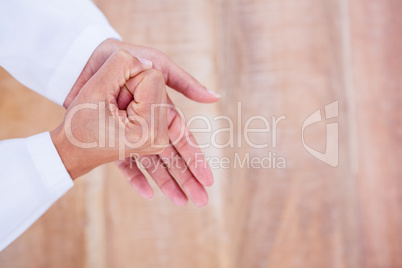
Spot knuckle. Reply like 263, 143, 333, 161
129, 172, 143, 183
186, 156, 196, 169
174, 136, 188, 152
114, 48, 132, 60
180, 174, 194, 189
168, 153, 181, 168
160, 135, 169, 147
159, 178, 172, 191
143, 69, 165, 83
156, 135, 169, 150
150, 48, 164, 57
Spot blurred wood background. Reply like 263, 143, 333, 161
1, 0, 402, 267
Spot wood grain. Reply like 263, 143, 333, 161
351, 1, 402, 267
0, 0, 401, 267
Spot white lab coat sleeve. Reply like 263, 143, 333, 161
0, 132, 74, 252
0, 0, 122, 252
0, 0, 121, 106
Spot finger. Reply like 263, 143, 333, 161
158, 145, 209, 207
66, 50, 152, 109
124, 69, 169, 151
136, 57, 153, 67
138, 155, 188, 206
166, 97, 214, 186
116, 84, 133, 110
89, 49, 151, 99
120, 44, 220, 103
125, 68, 166, 109
159, 57, 221, 103
115, 158, 154, 199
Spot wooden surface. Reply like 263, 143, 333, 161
1, 0, 402, 267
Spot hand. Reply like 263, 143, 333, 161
64, 39, 220, 107
51, 49, 168, 179
64, 39, 220, 207
116, 96, 213, 207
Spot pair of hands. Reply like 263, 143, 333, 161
51, 39, 220, 207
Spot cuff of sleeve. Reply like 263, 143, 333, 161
46, 24, 121, 106
25, 132, 74, 196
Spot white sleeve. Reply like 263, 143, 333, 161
0, 0, 121, 106
0, 0, 121, 251
0, 132, 74, 251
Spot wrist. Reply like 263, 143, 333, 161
50, 125, 83, 180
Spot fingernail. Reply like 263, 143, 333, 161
207, 88, 221, 98
137, 57, 153, 67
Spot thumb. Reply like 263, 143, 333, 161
88, 49, 151, 101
